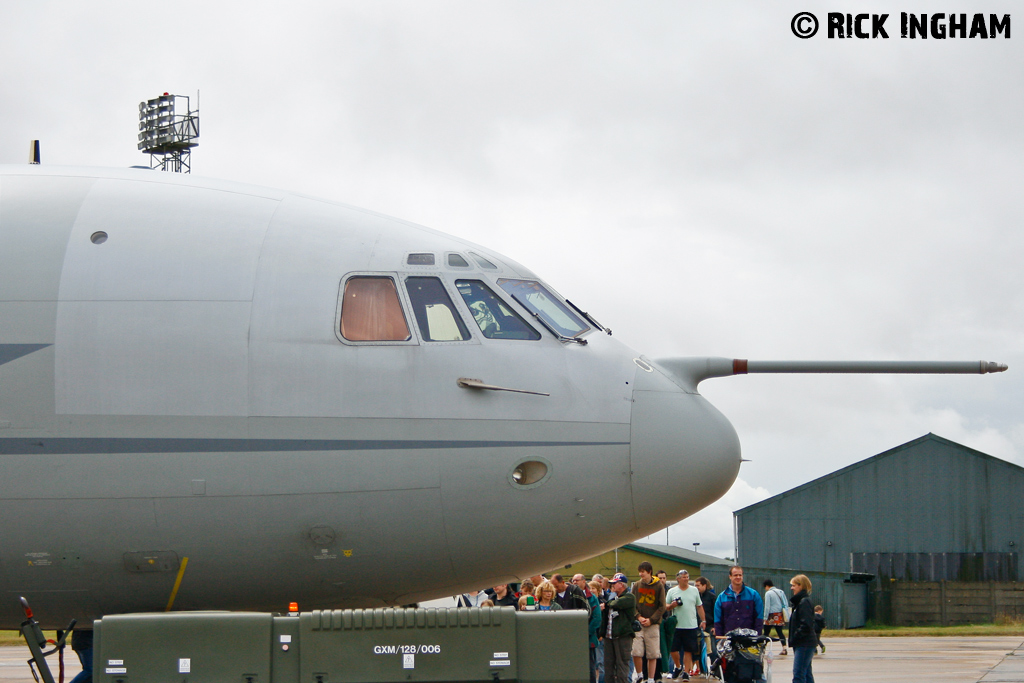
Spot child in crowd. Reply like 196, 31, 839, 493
813, 605, 826, 654
517, 579, 537, 610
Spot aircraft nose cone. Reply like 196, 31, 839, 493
628, 360, 741, 535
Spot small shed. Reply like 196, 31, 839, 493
562, 542, 731, 585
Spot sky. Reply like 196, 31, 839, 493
2, 1, 1021, 559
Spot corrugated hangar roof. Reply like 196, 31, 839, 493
625, 542, 734, 567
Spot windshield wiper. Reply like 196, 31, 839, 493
566, 299, 610, 336
527, 311, 588, 345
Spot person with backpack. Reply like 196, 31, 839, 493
762, 579, 788, 655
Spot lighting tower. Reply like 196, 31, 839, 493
138, 92, 199, 173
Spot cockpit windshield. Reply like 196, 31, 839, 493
497, 279, 590, 339
455, 280, 541, 340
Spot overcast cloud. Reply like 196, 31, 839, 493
2, 1, 1020, 559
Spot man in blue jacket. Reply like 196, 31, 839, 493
713, 566, 764, 635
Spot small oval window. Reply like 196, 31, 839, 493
90, 231, 108, 244
510, 460, 549, 487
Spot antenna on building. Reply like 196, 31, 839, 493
138, 92, 199, 173
29, 140, 40, 164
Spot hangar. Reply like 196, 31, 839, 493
734, 433, 1024, 624
734, 433, 1021, 579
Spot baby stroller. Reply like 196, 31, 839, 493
697, 629, 720, 680
716, 629, 772, 683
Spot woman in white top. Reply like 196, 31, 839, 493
762, 579, 788, 655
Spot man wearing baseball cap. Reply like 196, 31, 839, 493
601, 573, 637, 683
665, 569, 705, 680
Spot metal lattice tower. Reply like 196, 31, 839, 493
138, 93, 199, 173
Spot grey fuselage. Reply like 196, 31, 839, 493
0, 166, 741, 628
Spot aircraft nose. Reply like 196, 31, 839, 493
628, 359, 741, 535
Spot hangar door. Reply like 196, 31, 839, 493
842, 582, 867, 629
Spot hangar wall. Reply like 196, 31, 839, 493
698, 565, 869, 630
735, 434, 1023, 580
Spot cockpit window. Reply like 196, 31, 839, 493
340, 276, 412, 341
405, 277, 471, 341
446, 253, 470, 268
455, 280, 540, 340
469, 252, 498, 269
497, 279, 590, 338
407, 253, 435, 266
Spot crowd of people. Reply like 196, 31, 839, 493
456, 563, 827, 683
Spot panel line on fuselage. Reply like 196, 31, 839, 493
0, 437, 630, 455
